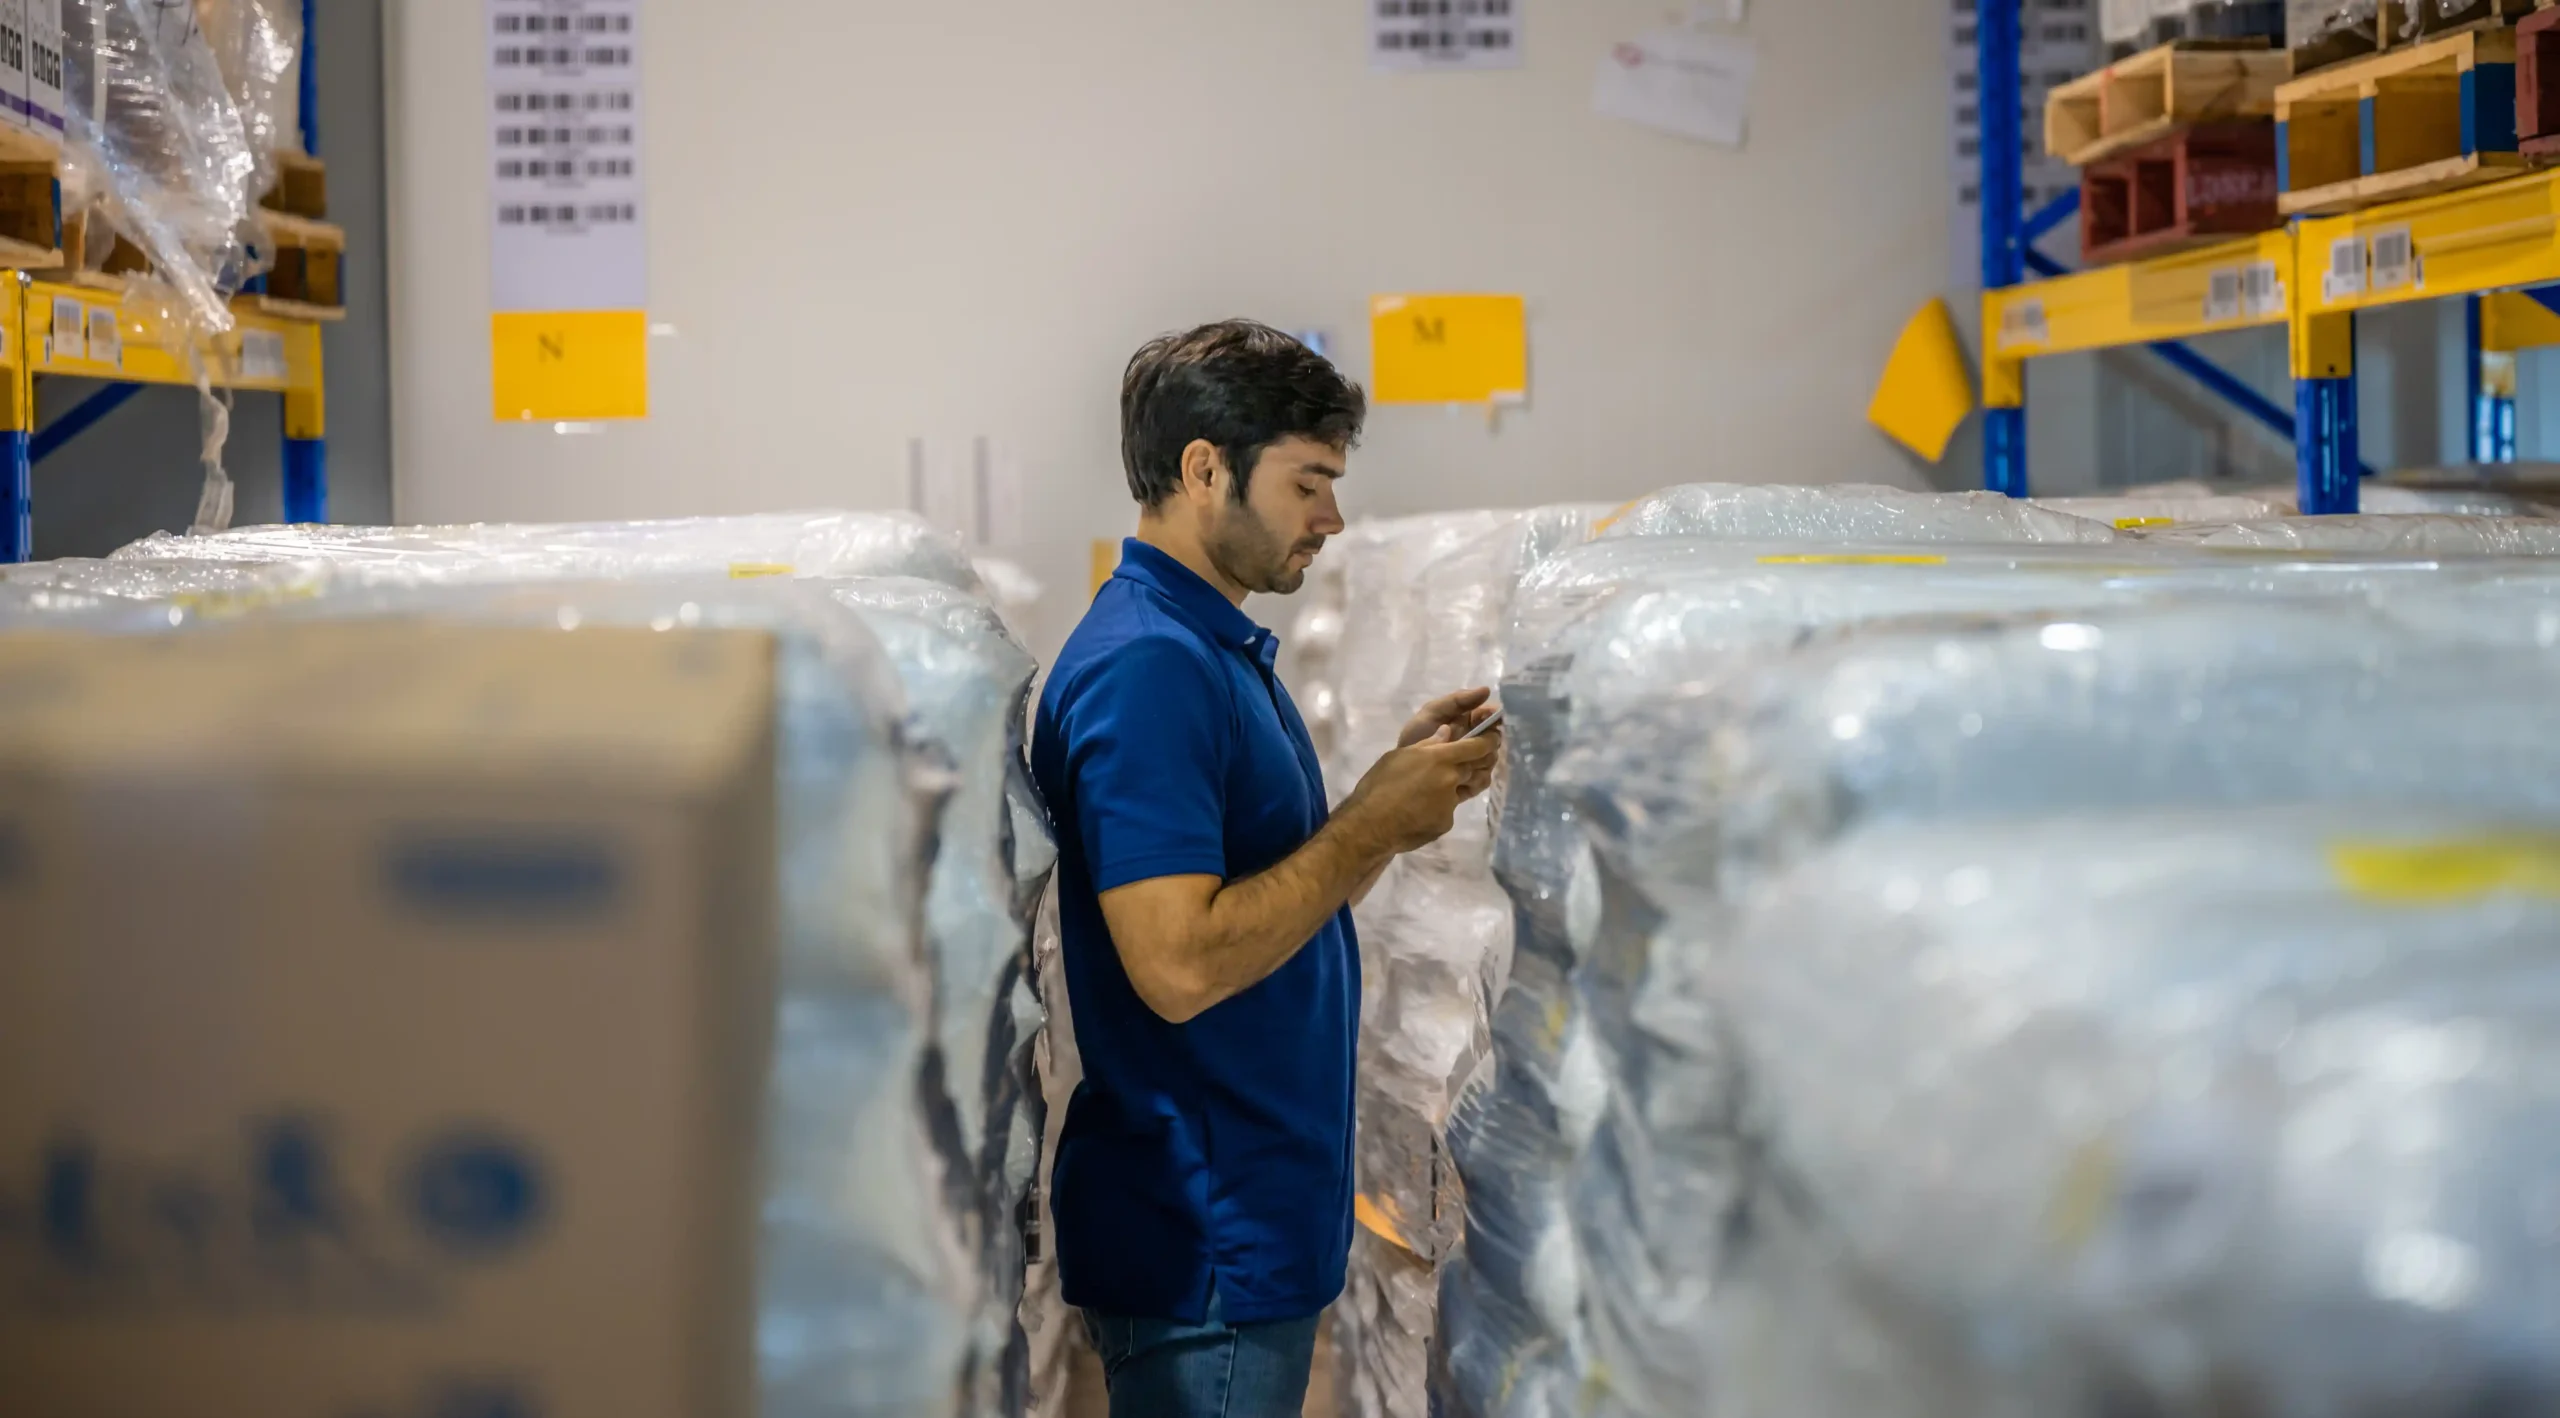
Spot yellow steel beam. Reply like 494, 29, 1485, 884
1981, 230, 2296, 366
1, 274, 27, 438
22, 280, 322, 398
2294, 169, 2560, 322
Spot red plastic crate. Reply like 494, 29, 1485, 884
2080, 121, 2281, 268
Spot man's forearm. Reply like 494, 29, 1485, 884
1192, 806, 1395, 1007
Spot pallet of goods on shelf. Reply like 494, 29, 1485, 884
2046, 39, 2293, 166
2107, 0, 2290, 59
261, 149, 326, 221
2081, 120, 2283, 263
2276, 26, 2526, 214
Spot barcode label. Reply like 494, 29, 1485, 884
2244, 260, 2284, 319
1999, 297, 2050, 351
48, 295, 81, 361
85, 308, 120, 369
2205, 267, 2243, 323
2324, 236, 2366, 301
240, 329, 287, 382
2370, 226, 2416, 291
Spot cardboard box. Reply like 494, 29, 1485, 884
0, 621, 779, 1418
0, 0, 29, 134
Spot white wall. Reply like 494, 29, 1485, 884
386, 0, 1954, 651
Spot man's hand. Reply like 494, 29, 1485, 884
1399, 686, 1499, 749
1338, 728, 1504, 855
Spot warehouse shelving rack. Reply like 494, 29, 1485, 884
0, 0, 331, 564
1974, 1, 2560, 513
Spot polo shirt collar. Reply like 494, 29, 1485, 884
1115, 538, 1273, 658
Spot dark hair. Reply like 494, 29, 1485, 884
1120, 320, 1367, 507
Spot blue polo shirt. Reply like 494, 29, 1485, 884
1031, 538, 1357, 1326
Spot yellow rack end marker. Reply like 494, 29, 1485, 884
1868, 297, 1975, 463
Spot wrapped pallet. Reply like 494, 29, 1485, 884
1553, 598, 2560, 1418
1292, 506, 1606, 1418
1443, 486, 2126, 1418
0, 579, 967, 1418
34, 512, 1059, 1415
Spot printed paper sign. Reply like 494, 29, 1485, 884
1593, 28, 1757, 148
487, 0, 647, 420
1371, 294, 1529, 406
1372, 0, 1520, 72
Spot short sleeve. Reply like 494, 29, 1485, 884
1064, 634, 1232, 892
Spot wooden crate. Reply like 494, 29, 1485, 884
2046, 41, 2294, 167
55, 207, 149, 292
0, 160, 61, 270
2276, 27, 2529, 215
2081, 122, 2283, 266
261, 149, 327, 221
240, 211, 345, 321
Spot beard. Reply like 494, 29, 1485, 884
1206, 499, 1324, 596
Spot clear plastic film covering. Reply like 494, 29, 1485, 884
2140, 514, 2560, 555
115, 511, 995, 592
63, 0, 263, 334
73, 511, 1059, 1416
2031, 494, 2287, 529
1550, 598, 2560, 1418
1455, 510, 2511, 1418
191, 0, 300, 200
1285, 505, 1606, 1418
1596, 483, 2121, 546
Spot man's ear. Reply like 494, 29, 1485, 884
1179, 439, 1224, 505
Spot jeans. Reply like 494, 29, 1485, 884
1081, 1291, 1321, 1418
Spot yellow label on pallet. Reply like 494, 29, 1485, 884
727, 563, 793, 580
491, 309, 649, 422
2332, 835, 2560, 905
2115, 517, 2175, 529
1757, 553, 1950, 566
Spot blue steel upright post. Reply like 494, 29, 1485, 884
1980, 0, 2028, 497
281, 0, 326, 524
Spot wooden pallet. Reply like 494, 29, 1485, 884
260, 149, 327, 221
2046, 41, 2293, 168
243, 211, 345, 320
2081, 122, 2282, 266
2276, 27, 2529, 216
52, 207, 149, 293
0, 158, 62, 271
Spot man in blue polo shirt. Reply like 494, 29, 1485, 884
1033, 321, 1500, 1417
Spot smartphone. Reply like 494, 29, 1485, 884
1459, 707, 1506, 741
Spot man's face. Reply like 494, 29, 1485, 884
1205, 435, 1346, 596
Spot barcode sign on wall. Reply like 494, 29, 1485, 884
2370, 227, 2416, 292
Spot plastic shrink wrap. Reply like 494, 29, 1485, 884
115, 511, 991, 594
2140, 514, 2560, 555
1443, 489, 2146, 1418
2031, 494, 2286, 528
1290, 507, 1606, 1418
37, 512, 1059, 1417
1596, 484, 2120, 546
1554, 599, 2560, 1418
